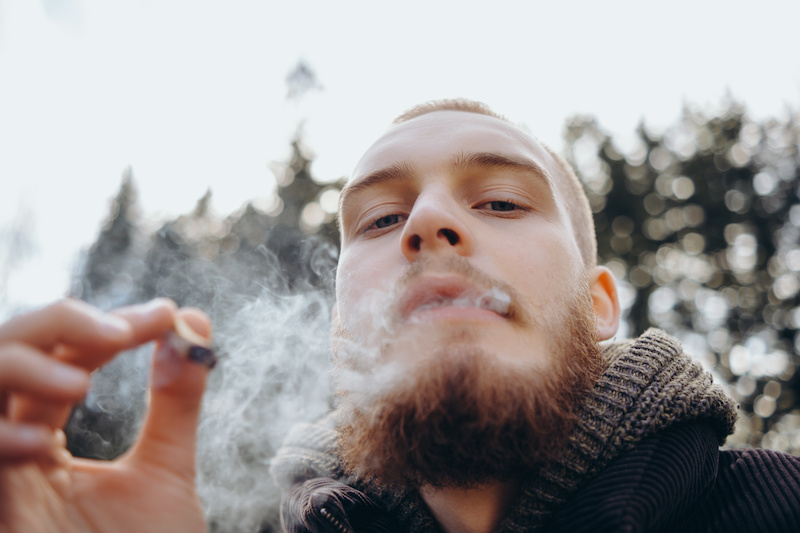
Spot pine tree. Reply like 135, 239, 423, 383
565, 101, 800, 452
72, 168, 145, 309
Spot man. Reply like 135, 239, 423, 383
0, 100, 797, 533
272, 100, 799, 532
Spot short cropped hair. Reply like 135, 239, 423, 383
393, 99, 597, 268
393, 99, 508, 124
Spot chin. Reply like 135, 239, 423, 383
336, 342, 600, 489
335, 292, 602, 488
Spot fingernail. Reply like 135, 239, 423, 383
142, 298, 175, 315
51, 363, 89, 389
53, 429, 67, 447
98, 314, 130, 337
17, 425, 50, 446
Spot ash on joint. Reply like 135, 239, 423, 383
188, 346, 218, 369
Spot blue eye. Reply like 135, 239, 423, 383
374, 214, 402, 228
489, 201, 518, 211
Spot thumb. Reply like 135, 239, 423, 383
129, 308, 213, 479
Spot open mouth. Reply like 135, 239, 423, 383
398, 276, 512, 322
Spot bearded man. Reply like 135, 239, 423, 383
0, 100, 798, 533
271, 100, 800, 533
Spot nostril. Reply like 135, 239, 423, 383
409, 234, 422, 251
438, 228, 459, 246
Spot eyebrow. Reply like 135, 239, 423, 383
339, 151, 553, 217
452, 151, 553, 189
339, 161, 415, 216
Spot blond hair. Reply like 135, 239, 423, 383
394, 99, 597, 268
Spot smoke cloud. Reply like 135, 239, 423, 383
67, 234, 339, 532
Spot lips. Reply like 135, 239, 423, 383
397, 275, 511, 322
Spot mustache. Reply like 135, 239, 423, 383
390, 256, 529, 325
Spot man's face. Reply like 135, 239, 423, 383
332, 110, 616, 487
335, 110, 590, 375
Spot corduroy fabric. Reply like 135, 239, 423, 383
272, 329, 749, 532
527, 422, 800, 533
682, 447, 800, 532
545, 420, 720, 532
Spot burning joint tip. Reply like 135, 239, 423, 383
187, 345, 218, 369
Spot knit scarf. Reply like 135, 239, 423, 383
271, 328, 738, 532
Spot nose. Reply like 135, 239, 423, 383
400, 187, 474, 262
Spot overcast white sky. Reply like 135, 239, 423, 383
1, 0, 799, 318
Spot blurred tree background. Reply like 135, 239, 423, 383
564, 98, 800, 453
65, 135, 343, 462
62, 97, 800, 530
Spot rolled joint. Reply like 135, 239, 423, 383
167, 316, 218, 369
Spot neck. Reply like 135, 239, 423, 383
420, 480, 520, 533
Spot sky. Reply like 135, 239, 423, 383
1, 0, 799, 318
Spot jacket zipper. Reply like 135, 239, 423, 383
319, 506, 353, 533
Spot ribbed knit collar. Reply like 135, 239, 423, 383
497, 328, 737, 531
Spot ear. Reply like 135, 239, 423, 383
589, 266, 620, 341
329, 303, 340, 363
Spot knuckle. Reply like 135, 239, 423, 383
0, 342, 32, 373
48, 298, 78, 321
49, 298, 102, 328
51, 297, 86, 316
0, 340, 24, 358
154, 297, 177, 309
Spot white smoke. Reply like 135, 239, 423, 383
196, 288, 334, 533
332, 285, 513, 412
66, 235, 339, 532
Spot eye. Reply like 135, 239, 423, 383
475, 200, 527, 212
374, 214, 403, 228
487, 200, 518, 211
359, 212, 407, 235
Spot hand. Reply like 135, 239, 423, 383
0, 298, 212, 533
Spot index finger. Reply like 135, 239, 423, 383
7, 298, 182, 428
0, 299, 133, 355
57, 298, 180, 370
0, 299, 180, 373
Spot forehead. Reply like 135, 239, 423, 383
350, 111, 556, 184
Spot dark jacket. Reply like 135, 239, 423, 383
547, 420, 800, 532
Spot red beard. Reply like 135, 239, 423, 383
335, 288, 602, 489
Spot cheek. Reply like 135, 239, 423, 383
502, 230, 584, 304
336, 242, 401, 327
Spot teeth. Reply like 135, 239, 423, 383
414, 287, 511, 316
416, 298, 451, 312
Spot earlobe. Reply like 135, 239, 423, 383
330, 303, 340, 363
589, 266, 621, 341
